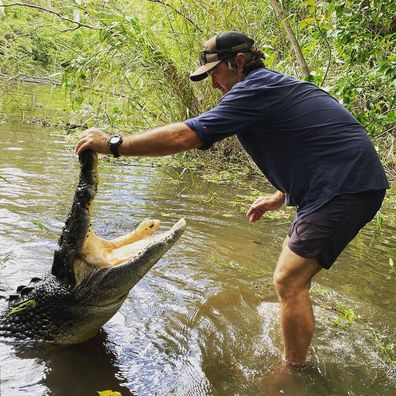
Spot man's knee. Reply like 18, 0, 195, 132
273, 243, 322, 301
273, 268, 302, 301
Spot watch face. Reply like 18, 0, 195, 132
109, 136, 120, 144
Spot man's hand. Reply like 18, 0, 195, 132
246, 191, 285, 224
75, 128, 111, 156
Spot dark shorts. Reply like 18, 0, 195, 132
287, 190, 386, 269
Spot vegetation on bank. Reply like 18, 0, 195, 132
0, 0, 395, 180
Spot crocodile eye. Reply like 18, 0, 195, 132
30, 277, 42, 284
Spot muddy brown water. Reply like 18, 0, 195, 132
0, 83, 395, 395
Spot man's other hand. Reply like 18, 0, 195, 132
246, 191, 285, 224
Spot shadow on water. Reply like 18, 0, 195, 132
8, 331, 132, 396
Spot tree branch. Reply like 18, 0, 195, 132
0, 71, 61, 85
0, 2, 96, 30
269, 0, 310, 78
313, 4, 332, 86
146, 0, 202, 32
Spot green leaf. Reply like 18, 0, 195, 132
0, 252, 12, 264
375, 212, 384, 231
32, 220, 51, 233
299, 17, 316, 30
7, 300, 37, 317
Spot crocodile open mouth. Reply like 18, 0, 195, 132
81, 218, 186, 268
72, 216, 186, 286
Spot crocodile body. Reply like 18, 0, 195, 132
0, 150, 186, 344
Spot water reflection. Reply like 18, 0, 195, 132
8, 331, 132, 396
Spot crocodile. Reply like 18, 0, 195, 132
0, 150, 186, 344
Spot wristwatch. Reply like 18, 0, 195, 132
108, 135, 123, 157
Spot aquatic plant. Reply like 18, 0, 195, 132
332, 303, 358, 329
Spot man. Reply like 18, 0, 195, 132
76, 32, 389, 365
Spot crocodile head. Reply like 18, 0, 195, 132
52, 150, 186, 343
1, 150, 186, 344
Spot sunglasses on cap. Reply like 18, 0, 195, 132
199, 50, 235, 66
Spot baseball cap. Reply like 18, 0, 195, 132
189, 31, 255, 81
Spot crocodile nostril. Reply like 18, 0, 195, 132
20, 287, 35, 296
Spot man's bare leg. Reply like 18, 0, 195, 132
273, 236, 323, 364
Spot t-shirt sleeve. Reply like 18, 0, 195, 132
184, 86, 266, 150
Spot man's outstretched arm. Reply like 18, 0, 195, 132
75, 123, 203, 156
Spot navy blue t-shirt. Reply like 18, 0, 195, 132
185, 68, 389, 218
